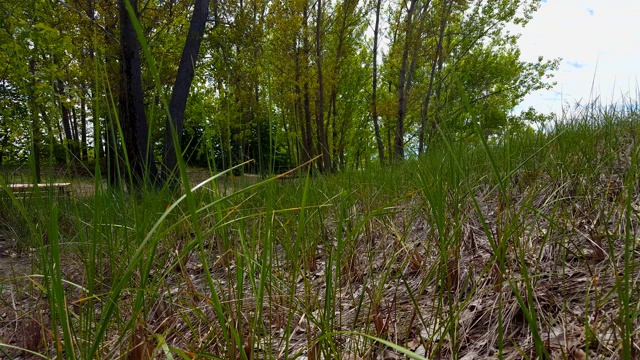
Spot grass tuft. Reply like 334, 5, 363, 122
1, 108, 639, 359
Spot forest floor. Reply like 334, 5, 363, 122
1, 119, 640, 359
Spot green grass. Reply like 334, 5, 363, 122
2, 9, 640, 356
0, 108, 639, 359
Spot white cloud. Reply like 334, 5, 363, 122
513, 0, 640, 115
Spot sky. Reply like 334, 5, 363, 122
513, 0, 640, 115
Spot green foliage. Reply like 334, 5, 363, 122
0, 0, 557, 172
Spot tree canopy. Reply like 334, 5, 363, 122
0, 0, 558, 184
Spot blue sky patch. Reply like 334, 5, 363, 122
513, 1, 639, 115
567, 61, 585, 69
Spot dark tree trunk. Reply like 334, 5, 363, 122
283, 110, 294, 167
394, 0, 430, 160
252, 1, 267, 174
119, 0, 159, 191
329, 94, 340, 169
337, 115, 347, 168
315, 0, 331, 173
80, 95, 88, 160
405, 5, 427, 93
394, 0, 417, 161
327, 0, 356, 171
55, 117, 63, 145
303, 81, 314, 166
430, 37, 446, 146
255, 87, 263, 173
105, 115, 120, 188
86, 0, 97, 163
419, 0, 451, 155
71, 103, 80, 143
295, 87, 308, 164
163, 0, 210, 183
101, 54, 120, 188
292, 97, 302, 165
31, 115, 42, 183
372, 0, 384, 164
71, 105, 81, 165
302, 4, 315, 168
331, 0, 359, 170
387, 114, 392, 158
294, 43, 312, 165
387, 61, 393, 155
71, 107, 79, 143
28, 58, 42, 183
57, 79, 75, 158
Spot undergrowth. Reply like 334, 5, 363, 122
0, 110, 639, 359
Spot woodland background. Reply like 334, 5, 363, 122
0, 0, 558, 185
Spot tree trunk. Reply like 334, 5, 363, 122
302, 4, 314, 169
28, 58, 42, 183
53, 118, 63, 146
393, 0, 417, 161
80, 94, 88, 160
57, 79, 74, 159
328, 0, 357, 170
105, 114, 120, 189
430, 35, 446, 147
303, 81, 314, 166
294, 42, 312, 165
71, 105, 80, 166
372, 0, 385, 164
315, 0, 331, 173
283, 110, 294, 168
163, 0, 210, 184
119, 0, 159, 191
255, 86, 263, 173
71, 104, 79, 143
394, 0, 431, 160
252, 1, 267, 174
419, 0, 452, 155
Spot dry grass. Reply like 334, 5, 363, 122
0, 117, 639, 359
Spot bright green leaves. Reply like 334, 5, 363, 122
0, 0, 558, 169
378, 0, 558, 155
